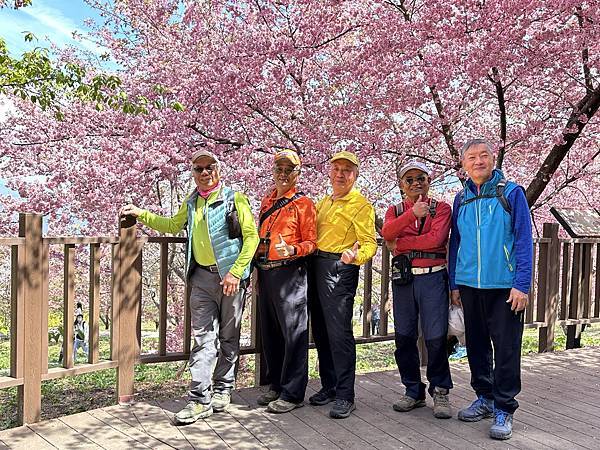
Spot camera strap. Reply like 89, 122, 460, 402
259, 192, 305, 227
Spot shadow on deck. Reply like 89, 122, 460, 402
1, 347, 599, 449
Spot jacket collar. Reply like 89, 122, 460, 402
466, 169, 504, 196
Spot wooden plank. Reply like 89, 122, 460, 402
63, 244, 75, 369
236, 387, 341, 449
535, 240, 549, 323
88, 408, 171, 449
45, 236, 119, 245
59, 411, 150, 449
229, 391, 304, 450
362, 260, 373, 337
124, 401, 194, 449
110, 243, 120, 362
0, 376, 23, 389
42, 361, 118, 380
88, 244, 101, 364
0, 237, 26, 245
10, 244, 24, 379
0, 425, 55, 449
19, 213, 44, 424
582, 243, 593, 318
29, 418, 100, 448
156, 398, 229, 449
159, 242, 168, 356
135, 249, 143, 358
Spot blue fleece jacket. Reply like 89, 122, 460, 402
448, 170, 533, 293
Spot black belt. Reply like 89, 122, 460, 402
256, 258, 300, 270
198, 264, 219, 273
314, 249, 342, 260
408, 251, 446, 260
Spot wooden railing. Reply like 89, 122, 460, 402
0, 215, 598, 425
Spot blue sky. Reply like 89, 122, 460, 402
0, 0, 104, 57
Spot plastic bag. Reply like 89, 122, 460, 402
448, 305, 465, 340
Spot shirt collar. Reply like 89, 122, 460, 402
331, 188, 360, 202
271, 186, 297, 201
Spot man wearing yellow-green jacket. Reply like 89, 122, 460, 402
307, 151, 377, 419
121, 149, 258, 424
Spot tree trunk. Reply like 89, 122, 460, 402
525, 86, 600, 207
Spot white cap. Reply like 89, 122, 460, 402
398, 160, 431, 179
191, 149, 220, 165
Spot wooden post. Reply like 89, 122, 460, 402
63, 244, 75, 368
158, 242, 168, 356
560, 242, 571, 320
18, 213, 44, 424
566, 244, 584, 349
88, 244, 101, 364
115, 215, 142, 404
362, 260, 373, 337
595, 244, 600, 319
380, 245, 390, 336
538, 223, 560, 352
10, 245, 24, 381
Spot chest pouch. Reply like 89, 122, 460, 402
391, 254, 413, 286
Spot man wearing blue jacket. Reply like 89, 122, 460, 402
448, 139, 532, 441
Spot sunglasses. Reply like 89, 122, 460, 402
193, 164, 217, 174
403, 175, 428, 185
273, 166, 299, 176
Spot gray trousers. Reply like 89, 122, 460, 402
188, 266, 246, 404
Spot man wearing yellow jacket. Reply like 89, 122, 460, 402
121, 149, 258, 424
308, 151, 377, 419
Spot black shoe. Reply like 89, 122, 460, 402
329, 399, 356, 419
309, 390, 335, 406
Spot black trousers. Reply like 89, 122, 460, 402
257, 260, 308, 403
308, 255, 360, 402
392, 270, 453, 399
459, 285, 524, 414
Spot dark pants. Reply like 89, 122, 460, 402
257, 260, 308, 403
393, 270, 453, 399
459, 285, 524, 414
308, 256, 360, 402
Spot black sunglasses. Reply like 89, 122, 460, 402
403, 175, 428, 185
193, 164, 217, 174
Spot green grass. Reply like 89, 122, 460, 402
1, 324, 599, 430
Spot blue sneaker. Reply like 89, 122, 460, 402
457, 395, 494, 422
449, 345, 467, 360
490, 410, 513, 440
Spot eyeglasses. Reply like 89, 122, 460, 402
272, 166, 299, 176
193, 164, 217, 174
403, 175, 428, 185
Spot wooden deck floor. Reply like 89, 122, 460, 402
2, 346, 599, 449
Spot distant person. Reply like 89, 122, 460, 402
449, 139, 533, 440
371, 305, 380, 335
73, 314, 89, 363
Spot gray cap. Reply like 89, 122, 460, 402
398, 160, 431, 179
191, 149, 220, 165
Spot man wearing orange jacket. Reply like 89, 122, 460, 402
255, 149, 317, 413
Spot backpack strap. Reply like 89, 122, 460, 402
394, 202, 404, 217
459, 179, 511, 214
259, 192, 305, 227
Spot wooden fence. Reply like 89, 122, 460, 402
0, 214, 599, 426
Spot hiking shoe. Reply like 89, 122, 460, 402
267, 399, 304, 414
309, 389, 335, 406
432, 387, 452, 419
458, 395, 494, 422
257, 389, 280, 406
392, 395, 426, 412
329, 399, 356, 419
174, 401, 212, 424
212, 391, 231, 412
490, 410, 513, 440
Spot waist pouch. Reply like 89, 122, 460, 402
391, 254, 413, 286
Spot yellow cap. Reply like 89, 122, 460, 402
274, 149, 301, 167
330, 150, 359, 167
